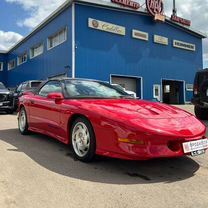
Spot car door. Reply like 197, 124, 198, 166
29, 80, 64, 139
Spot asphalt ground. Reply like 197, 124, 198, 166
0, 105, 208, 208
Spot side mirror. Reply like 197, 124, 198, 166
47, 93, 64, 104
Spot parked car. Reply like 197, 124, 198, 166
13, 80, 43, 111
111, 83, 137, 98
0, 82, 14, 114
192, 68, 208, 119
18, 78, 208, 162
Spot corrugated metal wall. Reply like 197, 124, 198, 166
6, 6, 73, 87
75, 3, 203, 101
0, 53, 7, 85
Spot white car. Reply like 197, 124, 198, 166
111, 84, 137, 98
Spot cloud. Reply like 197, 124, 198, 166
5, 0, 66, 29
0, 31, 23, 50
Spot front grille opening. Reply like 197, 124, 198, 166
167, 141, 181, 152
0, 94, 8, 102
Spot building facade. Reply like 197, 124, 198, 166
0, 0, 206, 104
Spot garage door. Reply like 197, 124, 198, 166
111, 76, 138, 95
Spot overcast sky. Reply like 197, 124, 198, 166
0, 0, 208, 67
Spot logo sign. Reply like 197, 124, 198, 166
173, 40, 195, 51
88, 18, 126, 36
132, 29, 149, 41
154, 35, 168, 45
146, 0, 165, 22
111, 0, 140, 10
171, 15, 191, 27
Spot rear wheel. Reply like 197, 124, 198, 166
18, 107, 29, 135
194, 106, 208, 120
70, 117, 96, 162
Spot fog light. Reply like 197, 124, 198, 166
118, 138, 145, 145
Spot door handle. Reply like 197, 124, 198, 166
31, 100, 35, 104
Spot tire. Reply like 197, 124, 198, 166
194, 106, 208, 120
18, 107, 29, 135
70, 117, 96, 162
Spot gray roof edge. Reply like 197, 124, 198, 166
6, 0, 207, 53
0, 50, 7, 54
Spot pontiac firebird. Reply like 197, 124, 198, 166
18, 78, 208, 162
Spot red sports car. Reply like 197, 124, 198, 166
18, 78, 208, 162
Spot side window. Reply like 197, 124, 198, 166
16, 84, 22, 93
38, 81, 62, 97
21, 83, 27, 92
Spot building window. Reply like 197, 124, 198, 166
0, 62, 3, 71
18, 52, 27, 65
186, 84, 193, 91
164, 85, 170, 93
48, 28, 67, 50
8, 59, 16, 70
30, 43, 44, 59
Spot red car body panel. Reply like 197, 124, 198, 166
19, 95, 207, 160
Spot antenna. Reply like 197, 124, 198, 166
173, 0, 177, 15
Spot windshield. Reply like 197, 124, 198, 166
0, 82, 6, 90
64, 80, 132, 99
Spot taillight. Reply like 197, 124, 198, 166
194, 85, 199, 95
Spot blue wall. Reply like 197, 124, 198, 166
6, 6, 72, 87
75, 3, 203, 101
0, 53, 7, 85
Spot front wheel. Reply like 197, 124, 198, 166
70, 117, 96, 162
194, 106, 208, 120
18, 107, 29, 135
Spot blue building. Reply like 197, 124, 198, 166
0, 0, 206, 104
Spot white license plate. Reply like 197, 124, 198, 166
182, 139, 208, 153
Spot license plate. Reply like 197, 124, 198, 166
191, 149, 205, 157
182, 139, 208, 153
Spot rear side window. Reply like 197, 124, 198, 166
31, 82, 42, 88
38, 81, 62, 97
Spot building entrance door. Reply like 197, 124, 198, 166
162, 80, 185, 104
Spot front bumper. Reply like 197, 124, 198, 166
107, 136, 207, 160
96, 132, 207, 160
192, 97, 208, 108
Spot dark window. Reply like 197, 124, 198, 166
30, 81, 42, 88
38, 81, 62, 97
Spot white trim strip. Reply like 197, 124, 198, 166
72, 2, 76, 78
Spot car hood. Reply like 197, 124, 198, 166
71, 99, 205, 137
0, 89, 10, 94
75, 99, 191, 119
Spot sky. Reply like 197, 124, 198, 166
0, 0, 208, 67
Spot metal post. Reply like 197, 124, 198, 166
173, 0, 177, 15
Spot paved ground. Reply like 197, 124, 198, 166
0, 105, 208, 208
